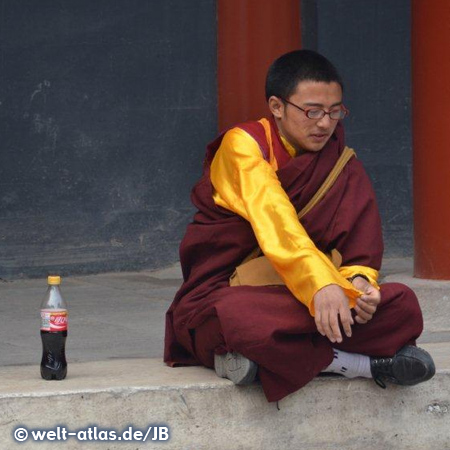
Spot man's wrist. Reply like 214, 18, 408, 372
347, 274, 370, 283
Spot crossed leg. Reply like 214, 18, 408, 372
193, 283, 423, 402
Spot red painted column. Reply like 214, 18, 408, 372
412, 1, 450, 278
217, 0, 301, 131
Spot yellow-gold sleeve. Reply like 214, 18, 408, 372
339, 265, 380, 289
210, 127, 363, 315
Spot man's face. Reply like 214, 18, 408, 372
270, 80, 343, 153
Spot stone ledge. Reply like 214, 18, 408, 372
1, 343, 449, 450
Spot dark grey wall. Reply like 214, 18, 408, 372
0, 0, 217, 278
302, 0, 412, 257
0, 0, 412, 279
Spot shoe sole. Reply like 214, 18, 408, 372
214, 352, 258, 385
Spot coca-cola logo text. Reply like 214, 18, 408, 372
50, 316, 68, 325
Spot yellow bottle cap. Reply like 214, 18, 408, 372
47, 276, 61, 285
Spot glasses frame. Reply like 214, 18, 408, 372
280, 98, 349, 120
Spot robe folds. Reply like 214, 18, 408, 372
164, 118, 423, 402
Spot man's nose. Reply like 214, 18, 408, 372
317, 114, 333, 128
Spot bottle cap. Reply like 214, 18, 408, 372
47, 276, 61, 285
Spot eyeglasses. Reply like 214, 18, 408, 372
281, 98, 349, 120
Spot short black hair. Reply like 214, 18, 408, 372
265, 49, 344, 101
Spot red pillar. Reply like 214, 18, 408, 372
412, 1, 450, 279
217, 0, 301, 131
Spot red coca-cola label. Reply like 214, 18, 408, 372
41, 310, 68, 331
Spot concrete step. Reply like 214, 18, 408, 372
382, 259, 450, 345
2, 258, 450, 449
1, 342, 449, 450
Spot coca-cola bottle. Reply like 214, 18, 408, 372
40, 275, 68, 380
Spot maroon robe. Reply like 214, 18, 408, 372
164, 118, 423, 402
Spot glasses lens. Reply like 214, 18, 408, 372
330, 109, 346, 120
306, 109, 325, 119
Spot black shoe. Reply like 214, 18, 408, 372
370, 345, 435, 388
214, 352, 258, 385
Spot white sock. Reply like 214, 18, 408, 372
322, 348, 372, 379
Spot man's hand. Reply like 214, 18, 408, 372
351, 276, 381, 324
313, 284, 353, 343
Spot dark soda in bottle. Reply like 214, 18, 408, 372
40, 275, 68, 380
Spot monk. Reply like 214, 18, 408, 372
164, 49, 435, 402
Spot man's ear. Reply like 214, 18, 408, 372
268, 96, 284, 118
